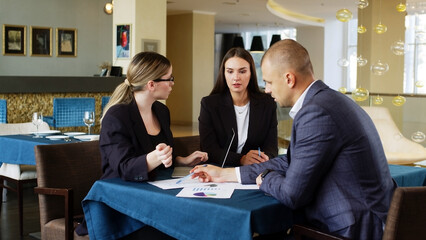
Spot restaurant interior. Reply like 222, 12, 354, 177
1, 0, 426, 239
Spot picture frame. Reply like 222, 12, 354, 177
56, 28, 77, 57
116, 24, 131, 59
30, 26, 52, 56
2, 24, 26, 56
141, 39, 160, 53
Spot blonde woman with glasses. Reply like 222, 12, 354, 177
77, 52, 207, 238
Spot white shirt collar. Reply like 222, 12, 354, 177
289, 80, 318, 119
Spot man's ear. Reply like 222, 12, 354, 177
284, 72, 296, 88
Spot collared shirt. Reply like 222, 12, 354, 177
235, 80, 319, 183
289, 80, 318, 119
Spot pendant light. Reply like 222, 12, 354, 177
269, 34, 281, 47
250, 36, 264, 52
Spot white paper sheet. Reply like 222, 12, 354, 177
148, 178, 259, 190
176, 184, 235, 199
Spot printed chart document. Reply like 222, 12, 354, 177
148, 178, 259, 190
176, 184, 235, 199
148, 177, 201, 190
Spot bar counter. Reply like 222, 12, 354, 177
0, 76, 125, 133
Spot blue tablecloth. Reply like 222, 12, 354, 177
82, 170, 292, 240
388, 164, 426, 187
82, 164, 426, 240
0, 134, 79, 165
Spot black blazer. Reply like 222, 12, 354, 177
199, 91, 278, 166
99, 100, 174, 182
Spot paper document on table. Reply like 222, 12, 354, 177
148, 177, 201, 190
176, 184, 235, 199
233, 183, 259, 190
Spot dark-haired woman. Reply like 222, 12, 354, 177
199, 47, 277, 167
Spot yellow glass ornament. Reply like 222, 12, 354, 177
358, 0, 369, 9
396, 3, 406, 12
415, 81, 424, 88
358, 25, 367, 34
336, 9, 353, 22
411, 131, 426, 143
338, 87, 347, 94
373, 95, 384, 105
392, 96, 406, 106
352, 88, 369, 102
374, 23, 387, 34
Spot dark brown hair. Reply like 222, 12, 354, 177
210, 47, 261, 96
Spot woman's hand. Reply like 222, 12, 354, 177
240, 150, 269, 165
176, 151, 208, 167
147, 143, 173, 171
190, 164, 237, 183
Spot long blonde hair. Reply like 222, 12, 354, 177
101, 52, 171, 123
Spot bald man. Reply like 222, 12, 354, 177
192, 39, 396, 239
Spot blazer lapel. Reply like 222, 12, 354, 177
219, 92, 238, 150
129, 100, 154, 153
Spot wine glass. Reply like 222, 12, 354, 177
83, 111, 95, 135
32, 112, 43, 138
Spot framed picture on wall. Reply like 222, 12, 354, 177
30, 26, 52, 56
116, 24, 131, 59
56, 28, 77, 57
2, 24, 26, 56
142, 39, 160, 53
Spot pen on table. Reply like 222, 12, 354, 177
258, 147, 261, 157
176, 164, 207, 184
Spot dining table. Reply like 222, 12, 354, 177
82, 164, 426, 240
0, 133, 96, 165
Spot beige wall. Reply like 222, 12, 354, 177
297, 26, 325, 80
357, 0, 405, 94
167, 12, 214, 125
192, 12, 215, 123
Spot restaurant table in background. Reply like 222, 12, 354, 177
82, 164, 426, 240
388, 164, 426, 187
0, 134, 84, 165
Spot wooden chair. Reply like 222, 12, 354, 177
173, 135, 200, 157
34, 141, 102, 240
0, 121, 50, 236
293, 187, 426, 240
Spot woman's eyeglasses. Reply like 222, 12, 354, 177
153, 76, 174, 82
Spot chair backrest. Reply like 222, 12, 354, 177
101, 96, 110, 113
52, 98, 95, 128
382, 187, 426, 240
362, 106, 426, 164
0, 121, 50, 136
35, 141, 102, 231
0, 99, 6, 123
173, 135, 200, 157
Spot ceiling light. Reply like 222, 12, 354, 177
104, 2, 113, 15
250, 36, 264, 52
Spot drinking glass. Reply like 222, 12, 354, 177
83, 111, 95, 135
32, 112, 43, 138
